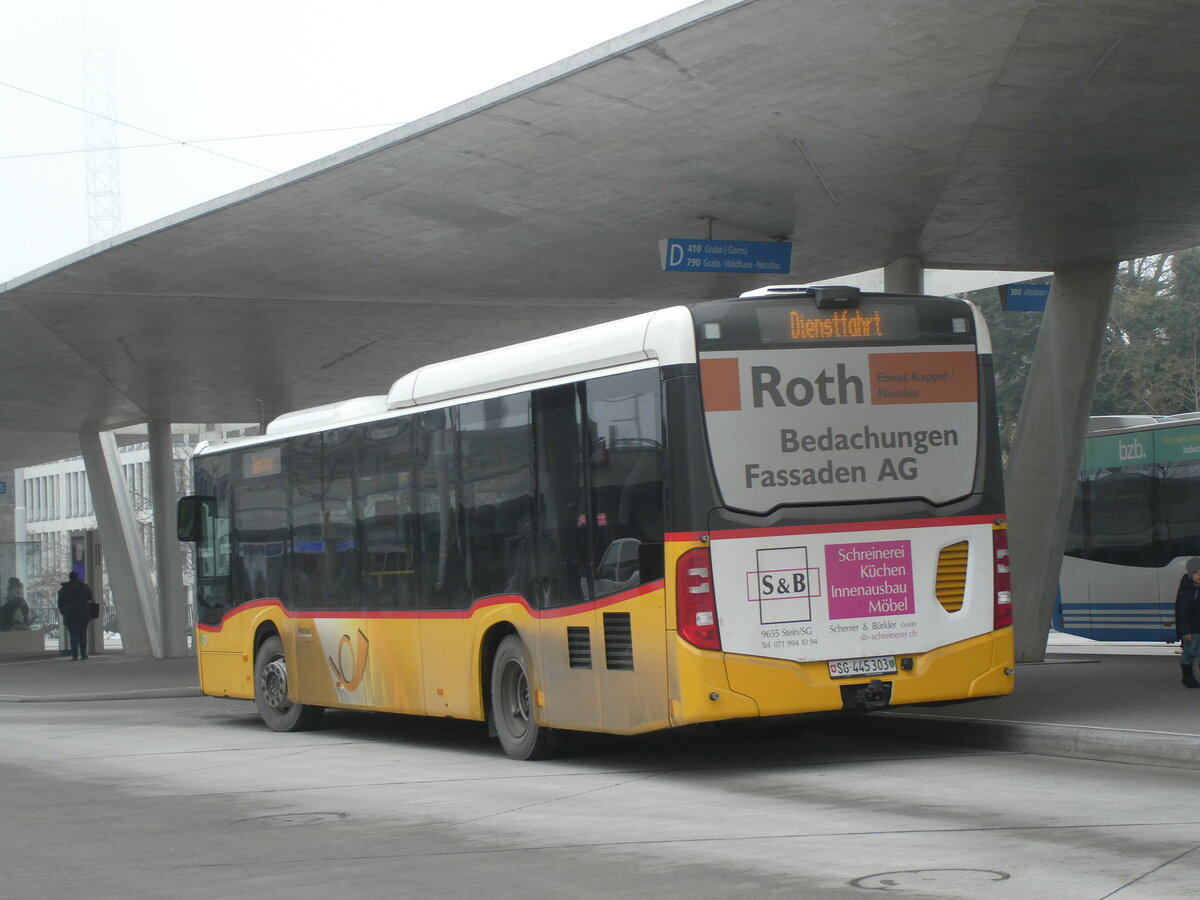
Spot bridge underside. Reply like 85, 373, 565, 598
4, 0, 1199, 657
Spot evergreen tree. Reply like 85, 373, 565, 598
964, 284, 1043, 455
967, 249, 1200, 459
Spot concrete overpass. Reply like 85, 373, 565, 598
2, 0, 1199, 659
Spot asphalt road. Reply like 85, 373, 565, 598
4, 695, 1198, 900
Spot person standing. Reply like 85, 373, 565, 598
1175, 557, 1200, 688
57, 572, 94, 661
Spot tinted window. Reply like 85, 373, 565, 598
1065, 474, 1089, 559
1086, 467, 1156, 566
357, 419, 418, 610
533, 385, 589, 608
1161, 460, 1200, 560
695, 297, 980, 512
193, 454, 233, 625
585, 369, 664, 597
416, 408, 467, 609
459, 395, 534, 599
231, 444, 288, 606
289, 429, 360, 610
322, 428, 360, 610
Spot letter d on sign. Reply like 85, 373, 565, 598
669, 242, 685, 267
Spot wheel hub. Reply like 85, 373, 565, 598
262, 657, 290, 710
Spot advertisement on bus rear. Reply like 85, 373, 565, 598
699, 345, 979, 511
709, 519, 996, 663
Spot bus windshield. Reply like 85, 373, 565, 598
693, 295, 981, 512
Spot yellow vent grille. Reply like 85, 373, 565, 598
935, 541, 969, 612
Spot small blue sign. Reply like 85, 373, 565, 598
1002, 282, 1051, 311
660, 239, 792, 274
0, 481, 6, 495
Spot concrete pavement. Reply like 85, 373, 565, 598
2, 639, 1197, 768
0, 651, 201, 701
870, 646, 1200, 771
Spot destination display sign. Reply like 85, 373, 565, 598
243, 446, 282, 479
659, 238, 792, 274
755, 304, 919, 343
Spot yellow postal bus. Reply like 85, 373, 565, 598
178, 286, 1013, 758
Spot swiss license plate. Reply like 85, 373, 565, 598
827, 656, 897, 679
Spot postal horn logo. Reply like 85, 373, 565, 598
328, 629, 369, 691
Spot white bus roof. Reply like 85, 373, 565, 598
386, 306, 694, 410
1086, 413, 1200, 435
265, 395, 390, 436
213, 306, 696, 448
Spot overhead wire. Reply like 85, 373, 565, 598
0, 79, 399, 170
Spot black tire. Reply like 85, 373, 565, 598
491, 634, 562, 760
254, 635, 324, 732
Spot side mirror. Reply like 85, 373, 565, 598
177, 496, 216, 542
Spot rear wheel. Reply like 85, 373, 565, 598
491, 634, 562, 760
254, 635, 324, 732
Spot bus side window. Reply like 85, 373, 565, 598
416, 409, 468, 610
1162, 460, 1200, 562
232, 445, 289, 608
459, 395, 534, 601
193, 457, 233, 626
1065, 472, 1090, 559
356, 419, 417, 611
533, 384, 589, 608
322, 428, 360, 611
586, 369, 664, 598
287, 430, 360, 612
1088, 466, 1156, 567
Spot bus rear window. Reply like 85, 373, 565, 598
694, 297, 980, 512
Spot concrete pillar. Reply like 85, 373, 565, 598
1006, 263, 1117, 662
85, 530, 104, 653
79, 430, 161, 658
884, 257, 924, 294
148, 420, 190, 657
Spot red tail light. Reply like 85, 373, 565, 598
993, 524, 1013, 629
676, 547, 721, 650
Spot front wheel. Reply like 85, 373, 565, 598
491, 634, 562, 760
254, 635, 324, 732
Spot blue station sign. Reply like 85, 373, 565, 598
1001, 281, 1051, 311
659, 239, 792, 274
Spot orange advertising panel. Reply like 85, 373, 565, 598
700, 357, 742, 411
868, 351, 978, 405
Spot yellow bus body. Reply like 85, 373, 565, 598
196, 537, 1013, 735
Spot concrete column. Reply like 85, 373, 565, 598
884, 257, 924, 294
1006, 263, 1117, 662
79, 430, 161, 658
149, 420, 190, 657
86, 530, 104, 653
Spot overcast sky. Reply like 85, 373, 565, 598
0, 0, 698, 284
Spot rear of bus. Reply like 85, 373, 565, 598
664, 286, 1013, 724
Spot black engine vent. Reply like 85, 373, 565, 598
567, 626, 592, 669
603, 612, 634, 671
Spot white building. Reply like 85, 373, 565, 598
11, 426, 255, 627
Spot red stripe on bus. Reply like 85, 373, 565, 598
665, 513, 999, 543
194, 580, 664, 633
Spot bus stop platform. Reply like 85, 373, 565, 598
0, 652, 202, 702
1, 637, 1196, 769
847, 637, 1200, 770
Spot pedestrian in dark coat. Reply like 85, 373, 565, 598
1175, 557, 1200, 688
57, 572, 94, 661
